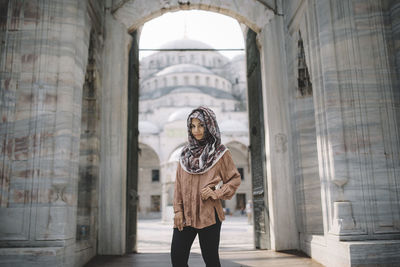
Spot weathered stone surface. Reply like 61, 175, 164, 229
113, 0, 275, 33
1, 0, 399, 266
97, 11, 130, 255
0, 0, 94, 266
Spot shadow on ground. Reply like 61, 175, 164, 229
84, 252, 250, 267
84, 250, 324, 267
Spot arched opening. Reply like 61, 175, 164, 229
4, 1, 399, 266
225, 142, 252, 216
100, 0, 298, 259
134, 10, 254, 253
137, 143, 161, 219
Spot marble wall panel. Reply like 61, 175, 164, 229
305, 0, 400, 239
0, 0, 91, 247
283, 0, 324, 237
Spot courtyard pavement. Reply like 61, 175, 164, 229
85, 216, 324, 267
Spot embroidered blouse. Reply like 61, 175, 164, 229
173, 150, 241, 229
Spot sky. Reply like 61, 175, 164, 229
139, 10, 245, 60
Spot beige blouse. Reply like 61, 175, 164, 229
173, 150, 241, 229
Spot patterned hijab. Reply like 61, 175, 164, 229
180, 106, 227, 174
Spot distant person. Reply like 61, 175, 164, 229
171, 106, 241, 267
246, 200, 253, 225
240, 207, 245, 216
225, 207, 231, 215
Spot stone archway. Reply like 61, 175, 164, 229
99, 0, 298, 255
2, 1, 399, 266
112, 0, 275, 34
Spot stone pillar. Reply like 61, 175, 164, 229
0, 1, 90, 266
391, 0, 400, 135
313, 0, 400, 240
98, 11, 131, 255
258, 14, 299, 250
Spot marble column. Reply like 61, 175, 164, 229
313, 0, 400, 239
0, 0, 90, 265
98, 11, 131, 255
259, 14, 299, 250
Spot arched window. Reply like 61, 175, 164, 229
195, 76, 199, 85
173, 76, 178, 86
206, 77, 210, 86
184, 76, 189, 84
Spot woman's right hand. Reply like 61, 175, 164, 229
174, 211, 184, 231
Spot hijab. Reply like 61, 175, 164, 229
180, 106, 227, 174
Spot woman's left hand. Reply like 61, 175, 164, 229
200, 187, 218, 201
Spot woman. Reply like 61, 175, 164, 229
171, 106, 241, 267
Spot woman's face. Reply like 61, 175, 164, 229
190, 118, 205, 140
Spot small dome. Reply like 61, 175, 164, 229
231, 54, 245, 62
168, 108, 193, 122
219, 120, 248, 134
139, 121, 159, 134
156, 64, 212, 76
160, 39, 214, 50
169, 146, 184, 162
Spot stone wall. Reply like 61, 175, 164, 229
1, 0, 399, 266
283, 0, 400, 265
75, 4, 104, 262
287, 31, 323, 235
0, 0, 105, 266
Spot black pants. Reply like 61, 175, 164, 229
170, 214, 221, 267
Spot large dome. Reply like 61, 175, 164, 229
160, 39, 214, 50
156, 63, 213, 76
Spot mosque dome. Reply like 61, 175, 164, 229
160, 39, 214, 50
139, 121, 159, 134
168, 146, 184, 162
219, 120, 248, 134
156, 64, 212, 76
167, 108, 193, 122
231, 54, 245, 62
